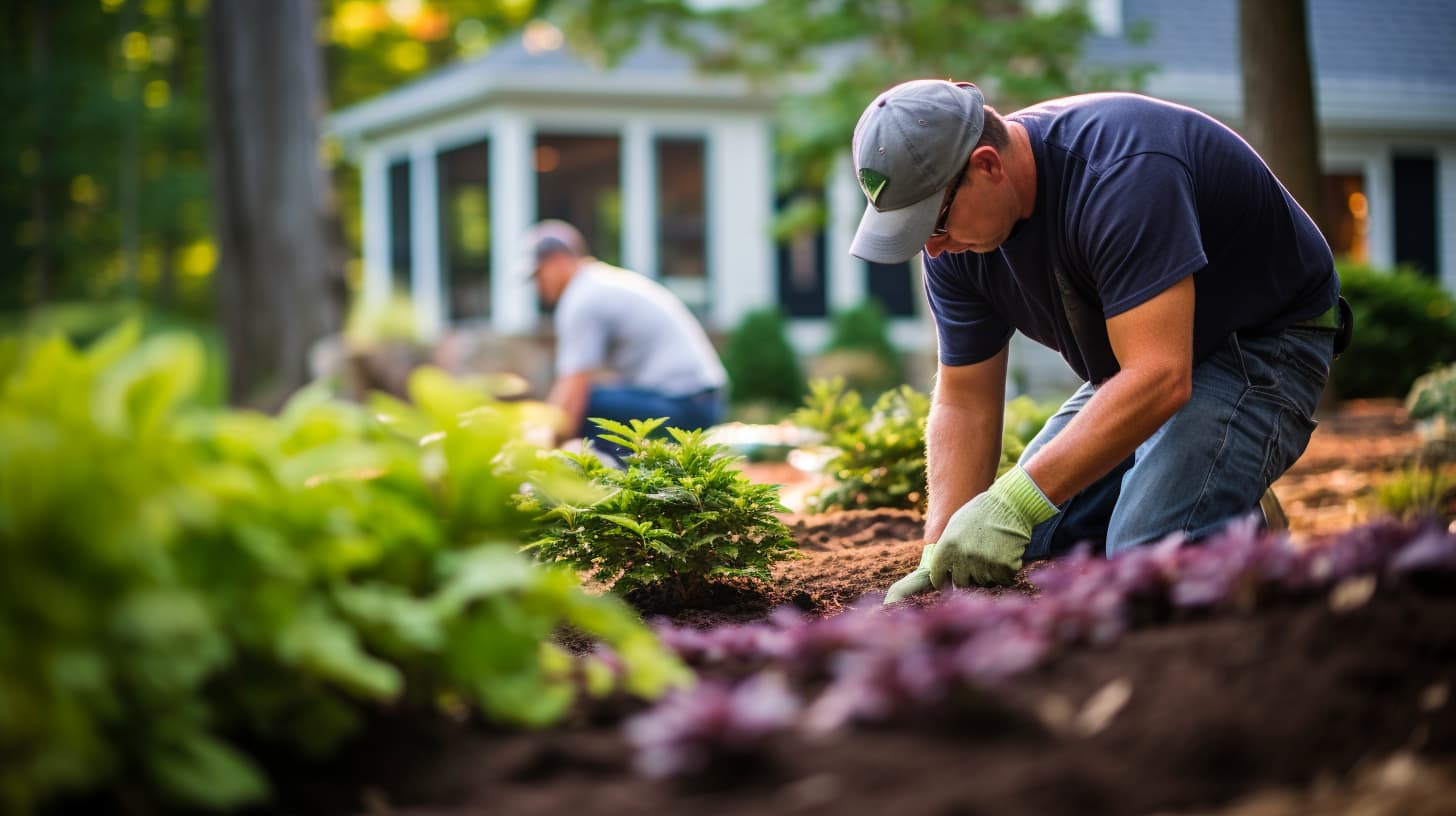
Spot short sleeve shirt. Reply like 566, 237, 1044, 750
923, 93, 1339, 383
554, 262, 728, 396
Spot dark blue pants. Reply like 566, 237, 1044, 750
579, 385, 725, 462
1021, 328, 1332, 560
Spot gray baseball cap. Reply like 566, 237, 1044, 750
519, 219, 588, 279
849, 80, 985, 264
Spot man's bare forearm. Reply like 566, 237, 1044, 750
1023, 276, 1196, 505
924, 402, 1002, 543
1023, 364, 1189, 505
923, 349, 1009, 543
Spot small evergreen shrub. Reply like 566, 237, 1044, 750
720, 308, 805, 408
1336, 264, 1456, 398
521, 418, 797, 604
818, 300, 903, 394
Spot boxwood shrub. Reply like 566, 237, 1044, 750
1336, 264, 1456, 398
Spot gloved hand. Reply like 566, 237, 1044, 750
928, 465, 1058, 588
883, 542, 936, 604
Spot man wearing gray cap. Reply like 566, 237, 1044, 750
853, 81, 1347, 602
526, 219, 727, 463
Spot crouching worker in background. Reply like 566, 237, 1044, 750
526, 220, 728, 463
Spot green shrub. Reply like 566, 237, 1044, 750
1374, 466, 1456, 521
1335, 264, 1456, 398
794, 379, 1058, 512
720, 308, 805, 408
521, 417, 797, 604
1407, 362, 1456, 429
0, 324, 686, 814
819, 300, 903, 394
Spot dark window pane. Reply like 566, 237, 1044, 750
776, 232, 829, 318
866, 260, 915, 317
535, 134, 621, 267
775, 191, 827, 318
1393, 154, 1438, 278
388, 160, 412, 291
656, 137, 707, 309
437, 140, 491, 320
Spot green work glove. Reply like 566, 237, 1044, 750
928, 465, 1058, 588
883, 542, 937, 604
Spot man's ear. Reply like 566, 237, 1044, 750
969, 144, 1002, 180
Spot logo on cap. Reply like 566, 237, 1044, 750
858, 168, 888, 206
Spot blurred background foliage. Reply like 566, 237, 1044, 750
1, 0, 539, 319
2, 0, 1143, 323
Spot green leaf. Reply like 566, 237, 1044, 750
435, 545, 539, 614
276, 606, 402, 699
93, 334, 204, 437
148, 732, 269, 811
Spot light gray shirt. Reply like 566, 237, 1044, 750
553, 262, 727, 396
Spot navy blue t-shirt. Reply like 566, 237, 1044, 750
924, 93, 1339, 383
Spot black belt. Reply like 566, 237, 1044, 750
1288, 296, 1353, 358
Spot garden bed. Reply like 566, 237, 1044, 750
270, 584, 1455, 816
251, 399, 1456, 816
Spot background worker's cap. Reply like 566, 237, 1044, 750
520, 219, 588, 279
849, 80, 985, 264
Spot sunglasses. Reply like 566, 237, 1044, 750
930, 164, 970, 237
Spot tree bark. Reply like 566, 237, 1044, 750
1239, 0, 1326, 236
204, 0, 344, 408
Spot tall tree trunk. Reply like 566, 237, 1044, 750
1239, 0, 1326, 236
204, 0, 344, 408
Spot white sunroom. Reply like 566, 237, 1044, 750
327, 26, 930, 359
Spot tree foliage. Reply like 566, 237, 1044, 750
1, 1, 543, 315
559, 0, 1151, 202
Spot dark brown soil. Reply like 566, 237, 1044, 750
266, 587, 1456, 816
257, 400, 1456, 815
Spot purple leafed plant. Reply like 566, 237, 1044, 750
621, 519, 1456, 778
624, 671, 800, 778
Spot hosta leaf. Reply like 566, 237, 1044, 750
148, 732, 268, 811
93, 334, 203, 438
435, 545, 539, 614
333, 583, 444, 653
276, 606, 401, 699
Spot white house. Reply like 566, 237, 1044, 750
328, 0, 1456, 394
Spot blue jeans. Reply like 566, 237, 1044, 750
1020, 328, 1333, 560
579, 385, 726, 462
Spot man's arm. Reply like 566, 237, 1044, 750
546, 370, 593, 445
1023, 275, 1196, 504
924, 346, 1009, 544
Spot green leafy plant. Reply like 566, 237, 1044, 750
720, 308, 805, 408
1374, 466, 1456, 521
793, 379, 1057, 512
1336, 264, 1456, 398
1407, 362, 1456, 432
521, 417, 797, 604
1382, 362, 1456, 522
0, 323, 687, 815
